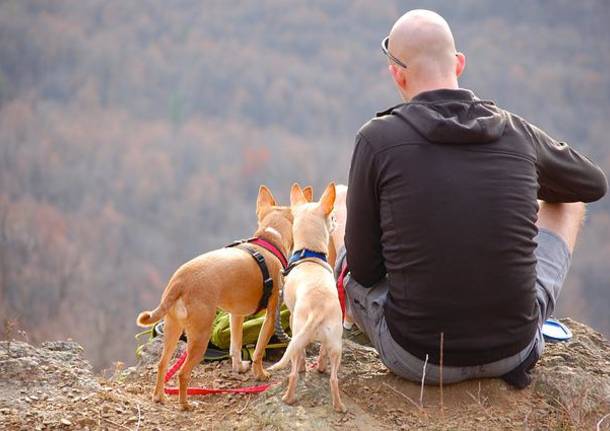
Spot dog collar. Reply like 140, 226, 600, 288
283, 248, 330, 277
288, 248, 327, 266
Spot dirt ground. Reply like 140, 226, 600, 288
1, 318, 609, 430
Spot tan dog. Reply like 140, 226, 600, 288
268, 182, 346, 413
307, 184, 354, 329
136, 185, 293, 410
302, 185, 337, 268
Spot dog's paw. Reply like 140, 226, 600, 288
179, 402, 191, 412
281, 393, 296, 405
152, 393, 165, 404
254, 367, 271, 381
333, 401, 347, 413
343, 321, 354, 330
232, 360, 250, 374
232, 359, 250, 374
233, 361, 250, 374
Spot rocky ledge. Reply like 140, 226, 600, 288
1, 318, 609, 430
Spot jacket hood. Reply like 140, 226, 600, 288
379, 89, 507, 144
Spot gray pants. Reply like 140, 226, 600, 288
337, 228, 571, 384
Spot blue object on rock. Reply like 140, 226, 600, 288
542, 318, 573, 342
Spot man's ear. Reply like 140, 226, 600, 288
257, 185, 277, 217
455, 52, 466, 78
389, 64, 407, 91
302, 186, 314, 202
290, 183, 307, 207
319, 182, 336, 216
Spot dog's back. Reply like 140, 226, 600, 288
137, 247, 269, 326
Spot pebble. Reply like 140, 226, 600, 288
60, 418, 72, 426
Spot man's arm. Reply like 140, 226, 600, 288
529, 123, 607, 203
345, 132, 386, 287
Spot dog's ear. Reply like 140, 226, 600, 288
319, 182, 336, 216
290, 183, 307, 207
302, 186, 314, 202
257, 185, 277, 216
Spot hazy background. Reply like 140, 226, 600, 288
1, 0, 608, 369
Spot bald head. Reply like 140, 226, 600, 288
386, 10, 464, 100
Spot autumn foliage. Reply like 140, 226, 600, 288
0, 1, 608, 368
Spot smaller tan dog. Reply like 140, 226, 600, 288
136, 186, 293, 410
268, 182, 346, 413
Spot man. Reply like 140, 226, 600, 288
338, 10, 607, 387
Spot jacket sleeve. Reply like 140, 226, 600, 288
345, 132, 386, 287
528, 123, 608, 203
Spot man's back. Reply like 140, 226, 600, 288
345, 88, 607, 365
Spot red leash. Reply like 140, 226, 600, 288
163, 351, 272, 396
336, 260, 348, 320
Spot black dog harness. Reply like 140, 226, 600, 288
226, 237, 288, 314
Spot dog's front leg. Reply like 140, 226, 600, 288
229, 314, 250, 373
251, 297, 278, 381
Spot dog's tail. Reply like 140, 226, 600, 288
136, 279, 183, 327
268, 313, 318, 371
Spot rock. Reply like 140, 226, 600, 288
0, 319, 609, 430
229, 319, 610, 430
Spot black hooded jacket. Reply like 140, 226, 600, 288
345, 88, 607, 366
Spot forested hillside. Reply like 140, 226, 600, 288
1, 0, 608, 369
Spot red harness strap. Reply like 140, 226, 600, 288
336, 260, 348, 320
163, 351, 272, 396
249, 237, 288, 269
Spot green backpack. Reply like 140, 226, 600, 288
136, 306, 291, 362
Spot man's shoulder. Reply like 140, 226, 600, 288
357, 103, 410, 151
375, 103, 405, 118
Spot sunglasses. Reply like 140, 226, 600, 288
382, 36, 460, 70
381, 36, 408, 69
